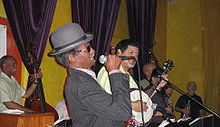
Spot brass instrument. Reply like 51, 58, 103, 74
183, 100, 191, 119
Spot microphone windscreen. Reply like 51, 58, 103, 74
99, 55, 107, 64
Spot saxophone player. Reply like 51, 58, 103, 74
175, 81, 204, 119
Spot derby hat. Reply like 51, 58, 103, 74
48, 23, 93, 56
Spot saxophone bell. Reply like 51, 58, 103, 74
183, 100, 190, 119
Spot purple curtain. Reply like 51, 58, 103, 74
126, 0, 157, 79
71, 0, 121, 73
3, 0, 57, 107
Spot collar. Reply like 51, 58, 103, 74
119, 66, 128, 74
0, 72, 15, 81
74, 68, 97, 80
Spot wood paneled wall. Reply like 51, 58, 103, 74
0, 17, 22, 84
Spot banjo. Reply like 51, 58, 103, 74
130, 90, 153, 124
127, 60, 174, 126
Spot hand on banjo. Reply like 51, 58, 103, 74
131, 100, 148, 112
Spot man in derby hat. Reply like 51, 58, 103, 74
48, 23, 132, 127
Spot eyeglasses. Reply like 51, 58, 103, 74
76, 45, 91, 53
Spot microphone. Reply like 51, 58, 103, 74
99, 55, 135, 64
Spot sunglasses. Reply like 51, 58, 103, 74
76, 45, 92, 53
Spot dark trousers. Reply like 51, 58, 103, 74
146, 122, 161, 127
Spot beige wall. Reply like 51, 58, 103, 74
155, 0, 204, 115
166, 0, 204, 102
201, 0, 220, 113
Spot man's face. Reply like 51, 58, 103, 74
187, 82, 196, 94
119, 45, 139, 71
143, 64, 156, 80
3, 57, 18, 76
151, 76, 159, 85
73, 42, 95, 69
165, 87, 173, 97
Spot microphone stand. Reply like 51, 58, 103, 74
136, 60, 146, 127
159, 77, 220, 119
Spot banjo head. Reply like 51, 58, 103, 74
130, 90, 154, 123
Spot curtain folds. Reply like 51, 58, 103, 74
203, 36, 220, 114
71, 0, 121, 73
126, 0, 157, 79
3, 0, 57, 73
3, 0, 57, 107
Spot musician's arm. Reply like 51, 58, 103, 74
145, 84, 155, 95
198, 96, 205, 117
150, 89, 159, 98
145, 75, 168, 98
3, 101, 34, 112
199, 109, 205, 117
22, 83, 37, 98
23, 70, 42, 98
145, 85, 161, 98
175, 106, 183, 112
175, 106, 189, 116
154, 111, 163, 116
131, 101, 148, 112
165, 99, 174, 113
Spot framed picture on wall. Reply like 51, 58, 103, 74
0, 24, 6, 58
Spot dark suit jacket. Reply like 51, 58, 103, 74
65, 68, 132, 127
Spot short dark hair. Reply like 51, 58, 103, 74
0, 55, 14, 69
115, 39, 139, 54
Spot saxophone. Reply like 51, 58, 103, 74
183, 100, 190, 119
